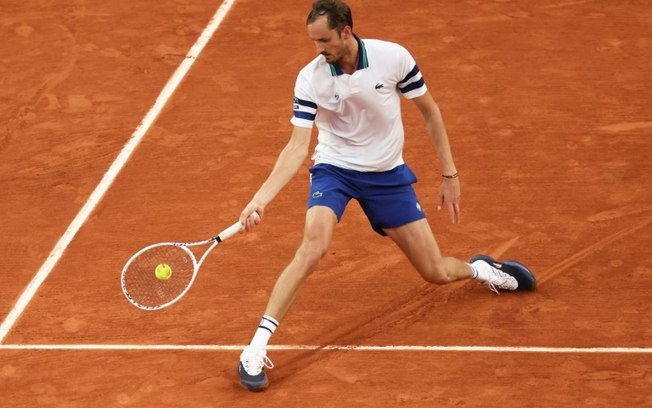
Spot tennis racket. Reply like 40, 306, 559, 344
121, 219, 246, 311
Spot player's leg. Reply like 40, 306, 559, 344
385, 220, 536, 293
264, 205, 338, 320
262, 164, 351, 320
359, 164, 535, 291
238, 205, 338, 392
239, 164, 350, 392
383, 219, 472, 284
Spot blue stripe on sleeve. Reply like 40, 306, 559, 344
399, 78, 425, 94
294, 111, 316, 121
294, 96, 318, 109
398, 65, 420, 84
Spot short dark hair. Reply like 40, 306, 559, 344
306, 0, 353, 33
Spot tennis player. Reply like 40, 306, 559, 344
236, 0, 536, 391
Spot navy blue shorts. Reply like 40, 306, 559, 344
307, 163, 426, 236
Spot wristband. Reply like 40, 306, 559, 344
442, 172, 459, 179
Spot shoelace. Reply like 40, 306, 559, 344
485, 270, 518, 295
241, 350, 274, 375
485, 281, 501, 295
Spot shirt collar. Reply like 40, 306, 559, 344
329, 34, 369, 76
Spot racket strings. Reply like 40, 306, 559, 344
122, 245, 195, 309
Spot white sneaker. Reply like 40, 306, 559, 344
471, 254, 537, 294
485, 265, 518, 294
472, 259, 518, 294
238, 347, 274, 391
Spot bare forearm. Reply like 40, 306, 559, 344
425, 103, 457, 175
412, 92, 457, 174
251, 126, 312, 208
253, 142, 307, 206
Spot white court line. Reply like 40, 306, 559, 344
0, 0, 238, 344
0, 344, 650, 354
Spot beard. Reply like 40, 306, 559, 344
321, 44, 347, 64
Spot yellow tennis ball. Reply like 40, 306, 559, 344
155, 263, 172, 280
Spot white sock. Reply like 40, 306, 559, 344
470, 261, 492, 282
248, 315, 279, 350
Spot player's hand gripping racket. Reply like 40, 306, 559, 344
121, 217, 251, 311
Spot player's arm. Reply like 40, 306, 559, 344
240, 125, 312, 228
411, 90, 461, 224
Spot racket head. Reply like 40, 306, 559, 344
121, 243, 199, 310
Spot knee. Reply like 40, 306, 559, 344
420, 261, 454, 285
295, 239, 328, 271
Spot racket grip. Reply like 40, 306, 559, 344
215, 220, 243, 242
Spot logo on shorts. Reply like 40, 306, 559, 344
416, 202, 422, 212
312, 191, 323, 199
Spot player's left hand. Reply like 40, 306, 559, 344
437, 177, 461, 224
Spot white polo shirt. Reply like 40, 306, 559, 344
291, 35, 427, 172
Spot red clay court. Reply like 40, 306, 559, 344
1, 0, 651, 406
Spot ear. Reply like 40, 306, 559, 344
341, 25, 353, 40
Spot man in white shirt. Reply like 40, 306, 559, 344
236, 0, 536, 392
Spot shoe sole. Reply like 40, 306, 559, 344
239, 379, 268, 392
238, 363, 269, 392
470, 254, 537, 291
